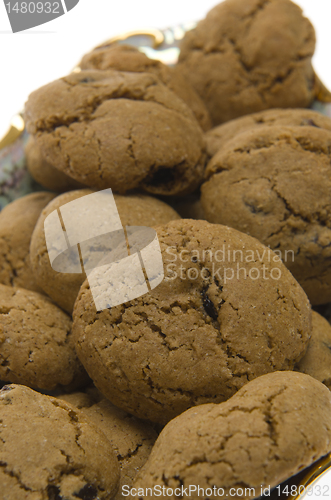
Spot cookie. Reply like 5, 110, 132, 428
73, 219, 311, 424
60, 395, 158, 500
296, 311, 331, 389
0, 384, 120, 500
25, 70, 206, 196
112, 193, 181, 226
30, 189, 181, 314
0, 191, 55, 292
0, 284, 88, 391
80, 44, 212, 131
201, 125, 331, 305
57, 389, 97, 409
206, 108, 331, 158
25, 135, 85, 192
58, 388, 158, 499
178, 0, 316, 126
132, 371, 331, 499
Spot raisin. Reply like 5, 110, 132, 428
201, 289, 218, 321
75, 484, 98, 500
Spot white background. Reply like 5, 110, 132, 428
0, 0, 331, 139
0, 0, 331, 495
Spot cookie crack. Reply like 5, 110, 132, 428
271, 182, 324, 227
294, 135, 331, 155
0, 235, 19, 287
127, 124, 137, 170
117, 442, 142, 462
143, 374, 222, 402
92, 129, 103, 180
50, 400, 84, 454
33, 78, 194, 135
245, 0, 271, 25
0, 460, 33, 492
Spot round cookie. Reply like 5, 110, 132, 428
296, 311, 331, 389
30, 190, 92, 314
0, 384, 120, 500
30, 189, 181, 314
58, 389, 158, 499
178, 0, 316, 126
132, 372, 331, 499
25, 69, 206, 196
0, 192, 55, 292
80, 44, 212, 131
25, 136, 85, 192
0, 284, 88, 391
59, 396, 158, 500
206, 108, 331, 158
73, 219, 311, 424
201, 125, 331, 305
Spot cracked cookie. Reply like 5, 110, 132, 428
205, 108, 331, 158
201, 125, 331, 305
30, 189, 180, 314
73, 219, 311, 424
24, 69, 206, 196
25, 136, 85, 193
0, 284, 88, 391
178, 0, 316, 126
0, 384, 120, 500
59, 395, 158, 500
132, 371, 331, 500
79, 44, 212, 132
296, 311, 331, 390
0, 192, 55, 292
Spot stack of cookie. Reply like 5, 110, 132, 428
1, 0, 331, 498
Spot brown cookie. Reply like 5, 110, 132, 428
30, 190, 93, 314
57, 389, 97, 409
63, 397, 158, 500
201, 125, 331, 305
113, 193, 181, 226
30, 189, 180, 314
58, 388, 158, 498
25, 70, 206, 196
0, 192, 55, 292
25, 136, 85, 192
73, 219, 311, 424
0, 284, 88, 391
80, 44, 212, 131
132, 372, 331, 500
206, 108, 331, 158
178, 0, 316, 126
0, 384, 120, 500
296, 311, 331, 389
